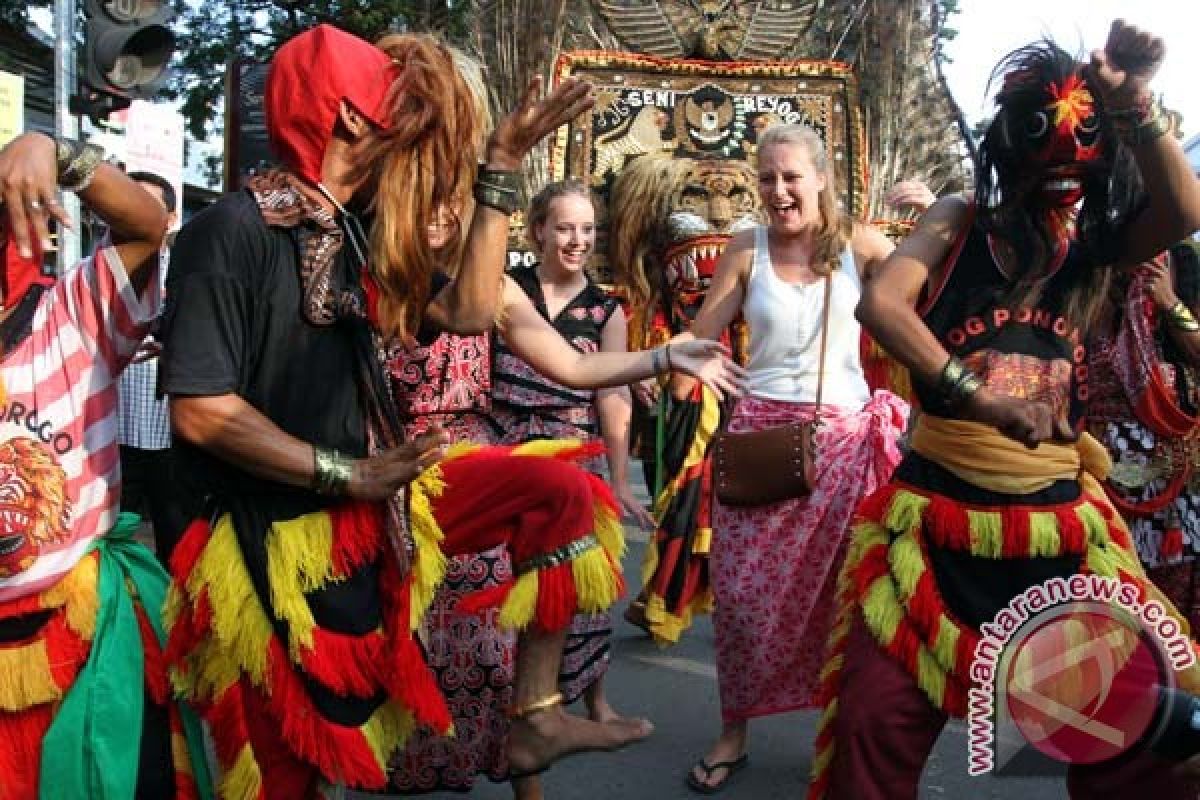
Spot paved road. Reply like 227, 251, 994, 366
360, 520, 1070, 800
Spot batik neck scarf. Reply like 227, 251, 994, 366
246, 170, 412, 571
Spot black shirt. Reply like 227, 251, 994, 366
159, 190, 368, 516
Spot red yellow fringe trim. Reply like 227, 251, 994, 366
455, 439, 628, 633
166, 439, 626, 796
164, 511, 425, 797
807, 483, 1200, 800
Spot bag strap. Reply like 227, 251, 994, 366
813, 273, 833, 415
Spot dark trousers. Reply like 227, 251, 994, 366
829, 614, 1197, 799
120, 445, 196, 567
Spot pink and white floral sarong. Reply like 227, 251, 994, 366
711, 391, 908, 722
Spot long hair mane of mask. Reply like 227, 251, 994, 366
975, 39, 1144, 328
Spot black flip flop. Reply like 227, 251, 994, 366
685, 753, 749, 794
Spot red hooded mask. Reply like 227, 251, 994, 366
264, 24, 401, 185
0, 222, 52, 310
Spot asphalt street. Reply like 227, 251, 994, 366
359, 476, 1071, 800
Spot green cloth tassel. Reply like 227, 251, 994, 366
39, 512, 213, 799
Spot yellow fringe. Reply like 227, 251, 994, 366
511, 438, 586, 458
861, 576, 902, 645
931, 616, 961, 673
498, 571, 539, 630
850, 520, 890, 556
571, 547, 624, 615
883, 490, 928, 534
1086, 542, 1120, 578
0, 638, 61, 711
593, 500, 627, 563
1076, 502, 1110, 545
265, 512, 334, 655
218, 743, 262, 800
42, 552, 99, 639
180, 515, 273, 697
967, 510, 1003, 558
408, 457, 451, 631
361, 701, 416, 772
810, 697, 839, 776
888, 533, 924, 603
1028, 512, 1062, 557
915, 645, 946, 709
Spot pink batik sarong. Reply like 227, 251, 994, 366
711, 391, 908, 722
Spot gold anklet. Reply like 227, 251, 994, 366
510, 692, 563, 719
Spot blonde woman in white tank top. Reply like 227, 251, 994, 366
680, 125, 913, 793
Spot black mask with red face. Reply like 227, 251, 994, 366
981, 41, 1114, 211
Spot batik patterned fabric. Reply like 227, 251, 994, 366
1086, 244, 1200, 628
387, 331, 516, 793
711, 392, 907, 721
490, 266, 621, 703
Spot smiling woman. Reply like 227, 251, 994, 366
679, 123, 909, 794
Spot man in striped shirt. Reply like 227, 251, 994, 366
0, 132, 209, 798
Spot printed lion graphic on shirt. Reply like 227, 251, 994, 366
0, 437, 72, 578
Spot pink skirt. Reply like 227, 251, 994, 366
711, 391, 908, 722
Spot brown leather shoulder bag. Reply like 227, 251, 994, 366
713, 275, 831, 507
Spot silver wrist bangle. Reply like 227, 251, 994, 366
313, 446, 354, 496
651, 346, 666, 374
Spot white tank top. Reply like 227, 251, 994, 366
743, 225, 870, 408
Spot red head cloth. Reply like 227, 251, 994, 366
0, 221, 51, 309
264, 24, 400, 185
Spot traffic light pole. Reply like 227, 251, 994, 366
54, 0, 81, 270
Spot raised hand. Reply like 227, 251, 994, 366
1139, 257, 1180, 311
1088, 19, 1166, 108
667, 337, 745, 401
884, 180, 936, 215
486, 76, 595, 170
347, 427, 451, 501
0, 133, 69, 260
964, 389, 1077, 449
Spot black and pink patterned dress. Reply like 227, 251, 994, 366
386, 330, 517, 792
490, 266, 621, 702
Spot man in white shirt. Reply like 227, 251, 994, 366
116, 171, 189, 563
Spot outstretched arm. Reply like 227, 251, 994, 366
425, 76, 595, 333
500, 277, 743, 398
0, 132, 166, 292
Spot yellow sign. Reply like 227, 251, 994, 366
0, 72, 23, 148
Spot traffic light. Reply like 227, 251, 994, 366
78, 0, 176, 115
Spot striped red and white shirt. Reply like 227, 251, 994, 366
0, 240, 160, 602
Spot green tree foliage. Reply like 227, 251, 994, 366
166, 0, 472, 140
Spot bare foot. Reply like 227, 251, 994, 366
586, 695, 650, 729
508, 706, 654, 776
